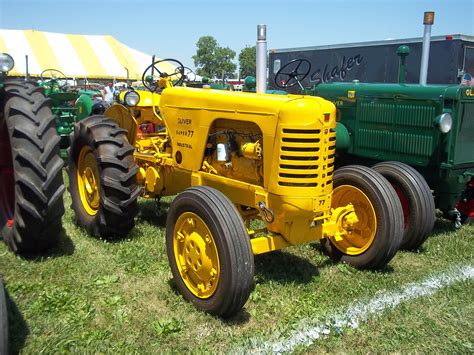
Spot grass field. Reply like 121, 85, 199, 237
1, 182, 473, 353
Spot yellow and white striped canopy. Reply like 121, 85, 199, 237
0, 29, 175, 80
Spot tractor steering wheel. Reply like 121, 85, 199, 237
40, 69, 69, 89
141, 58, 185, 92
274, 59, 311, 91
183, 66, 196, 83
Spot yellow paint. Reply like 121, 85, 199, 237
329, 185, 377, 255
103, 78, 363, 256
77, 146, 100, 216
466, 88, 474, 97
173, 212, 220, 298
348, 90, 356, 99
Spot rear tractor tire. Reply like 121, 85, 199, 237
321, 165, 404, 270
373, 161, 435, 250
67, 115, 140, 238
166, 186, 254, 318
0, 80, 64, 254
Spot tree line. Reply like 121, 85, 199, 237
192, 36, 256, 80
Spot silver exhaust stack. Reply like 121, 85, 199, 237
256, 24, 267, 94
419, 11, 435, 85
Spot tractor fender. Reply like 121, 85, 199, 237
104, 104, 138, 146
75, 94, 93, 121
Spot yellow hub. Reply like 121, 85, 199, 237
330, 185, 377, 255
173, 212, 220, 298
77, 146, 100, 216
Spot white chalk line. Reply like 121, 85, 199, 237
240, 264, 474, 353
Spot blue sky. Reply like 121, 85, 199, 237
0, 0, 473, 71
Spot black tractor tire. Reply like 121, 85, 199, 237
166, 186, 254, 318
373, 161, 435, 250
0, 80, 64, 254
320, 165, 404, 270
67, 115, 140, 238
0, 278, 7, 355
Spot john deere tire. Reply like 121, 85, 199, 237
67, 115, 140, 238
373, 161, 435, 250
0, 278, 7, 355
320, 165, 404, 270
0, 80, 64, 254
166, 186, 254, 318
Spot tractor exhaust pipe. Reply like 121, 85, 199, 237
419, 11, 435, 85
397, 45, 410, 84
256, 24, 267, 94
25, 55, 30, 81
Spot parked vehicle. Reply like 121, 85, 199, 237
67, 58, 404, 317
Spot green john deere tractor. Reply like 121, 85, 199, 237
272, 46, 474, 247
38, 69, 102, 158
0, 54, 65, 255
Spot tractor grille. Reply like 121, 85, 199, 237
278, 127, 335, 188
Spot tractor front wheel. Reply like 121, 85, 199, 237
0, 80, 64, 254
166, 186, 254, 318
321, 165, 404, 270
68, 115, 140, 238
373, 161, 435, 250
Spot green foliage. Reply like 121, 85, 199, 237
192, 36, 236, 79
238, 46, 256, 78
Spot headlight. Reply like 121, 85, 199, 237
435, 112, 453, 134
0, 53, 14, 73
124, 91, 140, 106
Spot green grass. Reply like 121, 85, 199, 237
1, 186, 473, 353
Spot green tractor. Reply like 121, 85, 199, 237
272, 46, 473, 245
0, 54, 64, 254
38, 69, 103, 158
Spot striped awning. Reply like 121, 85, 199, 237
0, 29, 175, 80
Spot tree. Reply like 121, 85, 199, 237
238, 46, 256, 79
192, 36, 236, 79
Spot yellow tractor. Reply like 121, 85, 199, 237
67, 59, 403, 317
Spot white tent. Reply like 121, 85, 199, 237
0, 29, 175, 80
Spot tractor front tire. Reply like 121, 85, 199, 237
166, 186, 254, 318
321, 165, 404, 270
0, 80, 64, 254
68, 115, 140, 238
373, 161, 435, 250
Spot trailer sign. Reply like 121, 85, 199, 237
269, 35, 474, 92
309, 54, 364, 84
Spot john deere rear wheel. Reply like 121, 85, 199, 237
166, 186, 254, 318
0, 80, 64, 254
321, 165, 404, 270
67, 115, 140, 238
373, 161, 435, 250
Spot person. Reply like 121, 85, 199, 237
103, 82, 114, 104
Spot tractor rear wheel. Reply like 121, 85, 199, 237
0, 80, 64, 254
373, 161, 435, 250
0, 278, 7, 355
166, 186, 254, 318
321, 165, 404, 270
67, 115, 140, 238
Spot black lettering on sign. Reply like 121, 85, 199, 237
177, 142, 193, 149
309, 54, 363, 84
178, 118, 192, 125
175, 129, 194, 138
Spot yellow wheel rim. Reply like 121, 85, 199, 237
331, 185, 377, 255
173, 212, 220, 299
77, 146, 100, 216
